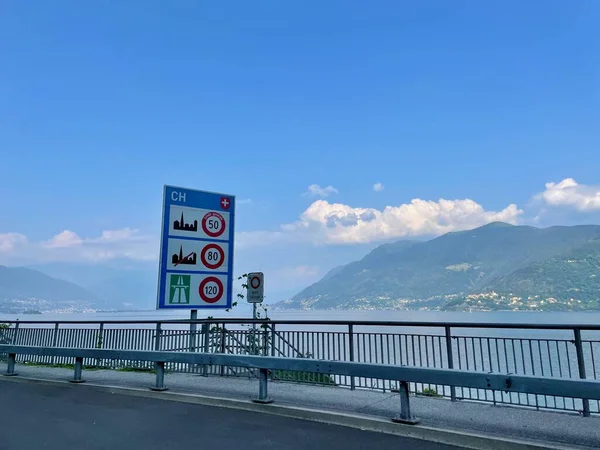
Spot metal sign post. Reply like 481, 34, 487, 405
189, 309, 197, 352
156, 185, 235, 310
246, 272, 264, 355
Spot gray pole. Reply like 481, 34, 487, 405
189, 309, 197, 352
573, 328, 590, 417
252, 303, 258, 355
445, 326, 457, 402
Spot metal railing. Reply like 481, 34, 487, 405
3, 344, 600, 425
1, 318, 599, 416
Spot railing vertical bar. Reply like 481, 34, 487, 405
392, 334, 398, 367
51, 323, 59, 365
519, 340, 526, 375
270, 324, 276, 358
486, 338, 495, 405
510, 340, 517, 375
565, 341, 573, 378
537, 341, 545, 377
590, 341, 597, 380
494, 338, 501, 372
546, 341, 554, 377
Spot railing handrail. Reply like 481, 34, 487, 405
2, 344, 600, 401
3, 317, 600, 330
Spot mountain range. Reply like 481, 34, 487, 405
0, 262, 159, 314
2, 222, 600, 314
0, 265, 103, 313
280, 222, 600, 312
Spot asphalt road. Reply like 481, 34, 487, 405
0, 380, 460, 450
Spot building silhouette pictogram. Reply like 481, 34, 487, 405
172, 245, 197, 266
173, 211, 198, 232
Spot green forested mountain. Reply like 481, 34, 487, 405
280, 223, 600, 311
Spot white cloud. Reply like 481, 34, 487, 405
4, 177, 596, 265
95, 228, 142, 243
305, 184, 339, 198
538, 178, 600, 211
44, 230, 83, 248
283, 198, 523, 244
0, 228, 157, 264
373, 182, 384, 192
0, 233, 28, 254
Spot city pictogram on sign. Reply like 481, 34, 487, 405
172, 245, 197, 266
173, 211, 198, 232
158, 186, 235, 309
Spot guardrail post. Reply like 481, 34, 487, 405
150, 361, 168, 391
445, 326, 457, 402
69, 357, 85, 383
573, 328, 590, 417
252, 368, 273, 404
349, 324, 355, 390
3, 353, 18, 376
392, 381, 420, 425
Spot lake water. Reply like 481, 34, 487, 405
2, 309, 600, 339
2, 308, 600, 325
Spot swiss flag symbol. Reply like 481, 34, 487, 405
220, 197, 231, 210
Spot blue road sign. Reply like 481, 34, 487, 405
156, 185, 235, 309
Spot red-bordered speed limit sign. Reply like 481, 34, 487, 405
200, 243, 225, 270
201, 212, 226, 238
198, 276, 224, 304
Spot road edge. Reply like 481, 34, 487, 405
0, 375, 586, 450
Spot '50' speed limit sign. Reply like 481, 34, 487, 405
202, 212, 226, 238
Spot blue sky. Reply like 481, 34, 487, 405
1, 1, 599, 301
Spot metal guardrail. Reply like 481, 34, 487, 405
1, 318, 599, 416
3, 344, 600, 425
